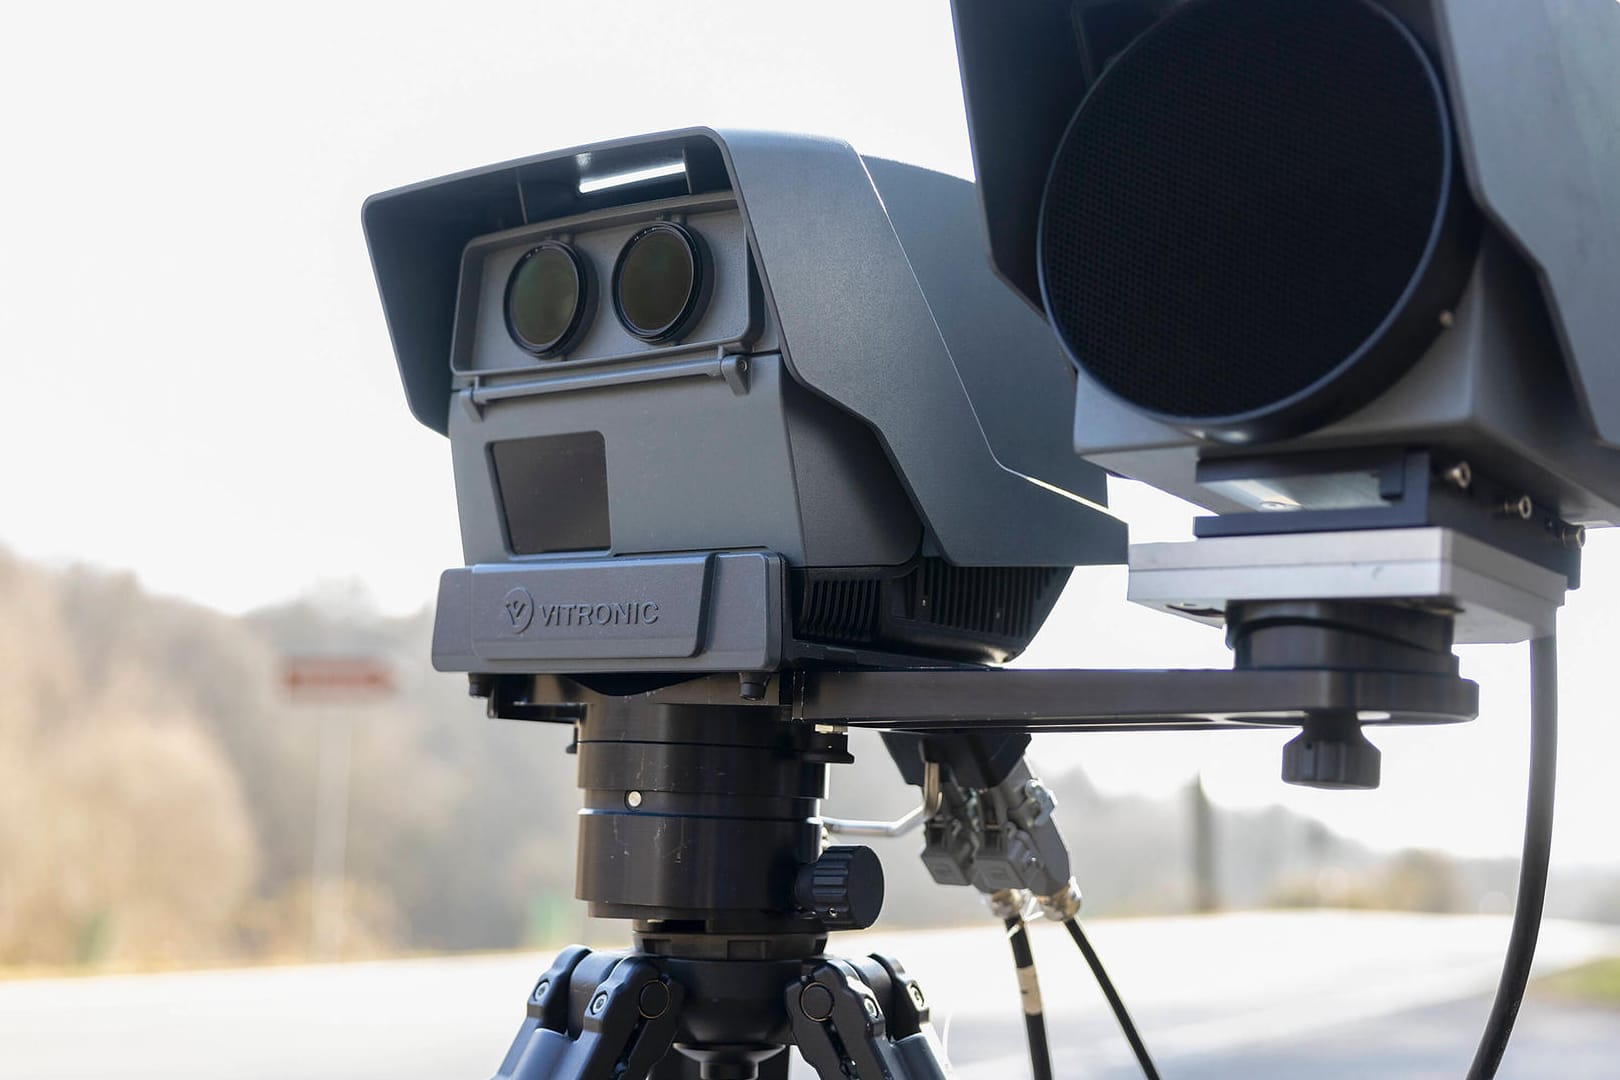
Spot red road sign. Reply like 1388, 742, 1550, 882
280, 656, 396, 702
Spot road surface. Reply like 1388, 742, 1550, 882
2, 911, 1615, 1078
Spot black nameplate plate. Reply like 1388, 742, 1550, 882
469, 555, 713, 660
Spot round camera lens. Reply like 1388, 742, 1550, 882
505, 242, 587, 356
613, 223, 706, 342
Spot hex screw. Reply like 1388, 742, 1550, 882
589, 992, 609, 1017
908, 984, 927, 1010
533, 979, 550, 1001
1442, 461, 1472, 491
1499, 495, 1533, 520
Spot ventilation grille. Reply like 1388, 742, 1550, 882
796, 577, 883, 644
1039, 0, 1466, 437
793, 562, 1070, 665
904, 562, 1066, 643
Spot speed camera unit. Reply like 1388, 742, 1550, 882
364, 130, 1126, 678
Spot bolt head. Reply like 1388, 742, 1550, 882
799, 982, 836, 1022
625, 790, 643, 809
589, 991, 609, 1016
533, 979, 550, 1000
908, 984, 927, 1009
637, 981, 670, 1019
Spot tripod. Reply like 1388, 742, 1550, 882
488, 694, 954, 1080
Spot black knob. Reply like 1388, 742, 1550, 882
795, 846, 885, 930
1282, 716, 1381, 790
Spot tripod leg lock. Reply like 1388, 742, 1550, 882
788, 955, 953, 1080
493, 947, 683, 1080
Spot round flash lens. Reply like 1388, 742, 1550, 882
613, 222, 706, 342
505, 242, 587, 356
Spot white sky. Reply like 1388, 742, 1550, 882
1, 0, 1614, 870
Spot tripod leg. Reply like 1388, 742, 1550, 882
863, 955, 954, 1080
493, 948, 683, 1080
788, 958, 953, 1080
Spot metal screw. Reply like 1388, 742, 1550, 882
533, 979, 550, 1000
1500, 495, 1534, 520
589, 992, 609, 1017
626, 791, 643, 809
908, 984, 927, 1010
1439, 310, 1456, 329
863, 997, 881, 1019
1557, 523, 1587, 549
1442, 461, 1472, 491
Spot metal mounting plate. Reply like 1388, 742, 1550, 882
510, 666, 1479, 735
1128, 527, 1567, 643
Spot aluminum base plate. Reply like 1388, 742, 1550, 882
1128, 527, 1567, 643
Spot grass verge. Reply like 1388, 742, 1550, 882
1534, 957, 1620, 1007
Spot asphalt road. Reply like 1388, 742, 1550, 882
2, 912, 1615, 1079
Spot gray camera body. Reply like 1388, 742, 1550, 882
364, 130, 1126, 677
953, 0, 1620, 531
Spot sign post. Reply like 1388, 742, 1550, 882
280, 656, 396, 960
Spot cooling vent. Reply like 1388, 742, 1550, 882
793, 562, 1070, 665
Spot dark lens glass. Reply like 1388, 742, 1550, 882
614, 224, 703, 340
506, 244, 584, 355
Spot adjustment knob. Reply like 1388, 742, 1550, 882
1282, 718, 1381, 790
795, 846, 885, 930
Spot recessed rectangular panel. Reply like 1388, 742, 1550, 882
491, 432, 610, 554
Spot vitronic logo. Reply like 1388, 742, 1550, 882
536, 601, 662, 628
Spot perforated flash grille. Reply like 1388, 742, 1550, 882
1039, 0, 1449, 424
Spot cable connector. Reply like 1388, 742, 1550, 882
986, 887, 1028, 921
1038, 879, 1083, 922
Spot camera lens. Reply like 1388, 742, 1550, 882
612, 222, 707, 342
505, 242, 588, 357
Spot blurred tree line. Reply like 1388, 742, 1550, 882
0, 550, 585, 969
3, 549, 1617, 972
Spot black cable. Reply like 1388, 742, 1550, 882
1466, 632, 1559, 1080
1003, 914, 1054, 1080
1064, 918, 1161, 1080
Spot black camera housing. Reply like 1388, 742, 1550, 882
364, 130, 1126, 676
953, 0, 1620, 530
